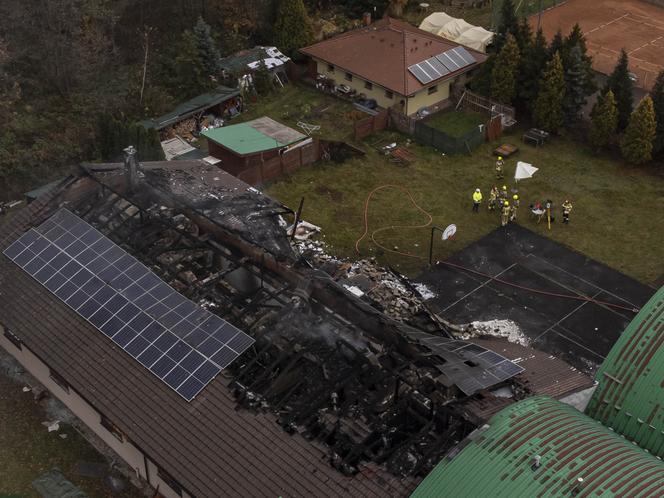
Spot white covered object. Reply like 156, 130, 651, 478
439, 18, 474, 39
515, 161, 539, 181
419, 12, 455, 34
456, 26, 494, 53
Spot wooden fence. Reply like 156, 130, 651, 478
236, 139, 321, 185
354, 109, 389, 140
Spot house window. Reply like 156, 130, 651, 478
157, 467, 183, 496
3, 328, 22, 350
345, 72, 353, 81
327, 63, 334, 72
364, 81, 373, 90
428, 85, 438, 95
49, 369, 70, 393
385, 90, 394, 99
101, 415, 124, 442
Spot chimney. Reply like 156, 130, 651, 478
531, 455, 541, 470
363, 12, 371, 26
123, 145, 140, 192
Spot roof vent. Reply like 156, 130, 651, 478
123, 145, 140, 192
570, 477, 584, 496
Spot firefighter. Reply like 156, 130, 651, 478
499, 185, 508, 205
472, 188, 483, 213
512, 194, 520, 208
510, 201, 518, 221
501, 200, 510, 226
495, 156, 504, 179
562, 199, 573, 224
488, 186, 499, 211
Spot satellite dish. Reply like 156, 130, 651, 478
442, 224, 457, 241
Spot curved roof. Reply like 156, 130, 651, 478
412, 396, 664, 498
585, 285, 664, 457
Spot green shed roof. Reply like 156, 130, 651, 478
139, 86, 240, 130
585, 285, 664, 458
201, 116, 305, 156
412, 396, 664, 498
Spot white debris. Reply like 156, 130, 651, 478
288, 220, 321, 240
42, 420, 61, 432
457, 319, 529, 346
22, 386, 32, 392
413, 283, 436, 300
343, 285, 364, 297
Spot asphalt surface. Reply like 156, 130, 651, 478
416, 224, 654, 375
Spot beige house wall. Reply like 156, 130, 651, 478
0, 326, 191, 498
405, 80, 451, 115
315, 59, 398, 110
314, 58, 456, 116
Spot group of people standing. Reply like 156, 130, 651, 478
472, 185, 519, 226
470, 156, 574, 227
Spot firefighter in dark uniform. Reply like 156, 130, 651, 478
562, 199, 573, 224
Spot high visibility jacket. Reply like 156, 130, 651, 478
473, 191, 483, 202
562, 202, 573, 214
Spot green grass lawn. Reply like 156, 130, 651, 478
425, 110, 486, 137
0, 372, 143, 498
266, 127, 664, 285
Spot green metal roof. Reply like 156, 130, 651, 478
585, 285, 664, 458
139, 86, 240, 130
412, 396, 664, 498
201, 117, 305, 156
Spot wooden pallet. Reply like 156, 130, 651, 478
494, 143, 518, 157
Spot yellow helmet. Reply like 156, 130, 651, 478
513, 194, 519, 200
498, 156, 503, 160
504, 201, 509, 206
502, 185, 507, 190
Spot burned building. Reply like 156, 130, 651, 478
0, 151, 593, 498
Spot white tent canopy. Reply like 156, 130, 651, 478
515, 161, 539, 181
419, 12, 495, 53
419, 12, 455, 34
456, 26, 495, 52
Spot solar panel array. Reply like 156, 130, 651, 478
414, 335, 524, 395
408, 46, 477, 85
3, 209, 254, 401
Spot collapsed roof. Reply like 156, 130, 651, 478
0, 158, 592, 497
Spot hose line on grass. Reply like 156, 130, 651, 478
355, 185, 639, 314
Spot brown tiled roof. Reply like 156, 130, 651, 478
471, 338, 595, 399
300, 17, 487, 96
0, 176, 417, 498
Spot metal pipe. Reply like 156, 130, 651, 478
291, 197, 305, 241
428, 226, 444, 265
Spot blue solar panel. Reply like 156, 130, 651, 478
3, 208, 254, 401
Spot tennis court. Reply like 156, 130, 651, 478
531, 0, 664, 90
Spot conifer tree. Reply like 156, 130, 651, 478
620, 96, 656, 164
518, 27, 548, 113
589, 90, 618, 150
563, 45, 589, 124
272, 0, 314, 58
548, 30, 564, 59
253, 60, 274, 96
514, 18, 532, 53
533, 52, 566, 133
490, 33, 520, 105
192, 17, 222, 75
471, 54, 495, 96
493, 0, 518, 52
562, 23, 596, 96
604, 49, 634, 131
173, 29, 215, 99
649, 70, 664, 156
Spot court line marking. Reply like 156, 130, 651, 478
441, 263, 518, 313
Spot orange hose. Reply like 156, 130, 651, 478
354, 184, 432, 260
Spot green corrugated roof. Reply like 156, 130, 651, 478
139, 86, 240, 130
585, 285, 664, 458
219, 47, 267, 73
412, 396, 664, 498
201, 117, 304, 156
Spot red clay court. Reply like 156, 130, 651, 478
531, 0, 664, 90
